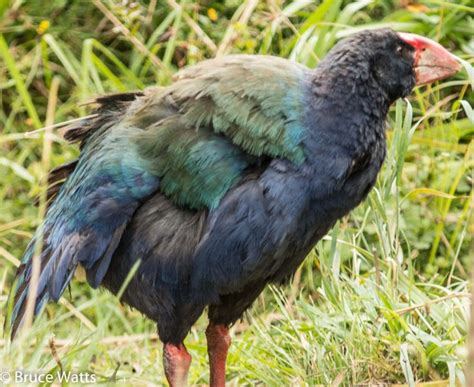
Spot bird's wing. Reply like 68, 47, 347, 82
172, 55, 308, 163
8, 56, 309, 336
131, 55, 309, 209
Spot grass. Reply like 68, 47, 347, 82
0, 0, 473, 385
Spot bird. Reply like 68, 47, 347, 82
8, 28, 460, 386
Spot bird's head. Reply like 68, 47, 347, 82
320, 29, 461, 103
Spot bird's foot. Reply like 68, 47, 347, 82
163, 342, 192, 387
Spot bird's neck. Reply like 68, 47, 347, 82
304, 60, 391, 143
300, 63, 390, 168
310, 59, 391, 119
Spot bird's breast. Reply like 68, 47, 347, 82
265, 134, 386, 282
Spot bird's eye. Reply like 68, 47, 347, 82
396, 45, 403, 54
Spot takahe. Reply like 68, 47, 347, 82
8, 29, 460, 386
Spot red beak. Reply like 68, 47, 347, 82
398, 32, 461, 85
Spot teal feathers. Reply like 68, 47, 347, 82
132, 55, 308, 209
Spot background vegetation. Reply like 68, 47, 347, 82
0, 0, 472, 385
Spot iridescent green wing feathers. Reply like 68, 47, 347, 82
132, 55, 309, 209
173, 55, 307, 162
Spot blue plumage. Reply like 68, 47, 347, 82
7, 27, 460, 387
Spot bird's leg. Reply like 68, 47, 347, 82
206, 323, 231, 387
163, 342, 192, 387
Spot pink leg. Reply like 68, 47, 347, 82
206, 323, 231, 387
163, 343, 192, 387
